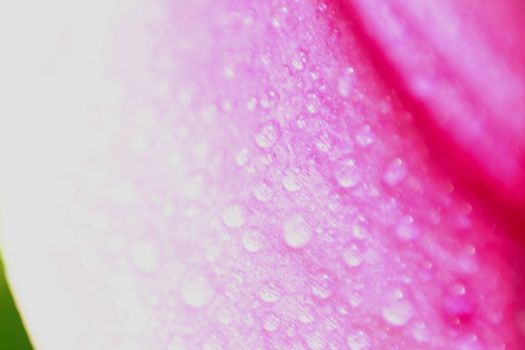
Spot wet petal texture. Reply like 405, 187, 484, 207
343, 0, 525, 208
1, 0, 525, 349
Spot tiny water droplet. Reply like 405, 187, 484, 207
283, 213, 312, 248
255, 121, 280, 148
311, 272, 334, 299
235, 148, 250, 166
306, 92, 320, 114
338, 67, 354, 97
355, 125, 374, 147
260, 283, 281, 303
291, 49, 308, 71
346, 330, 369, 350
383, 158, 406, 186
282, 169, 302, 192
342, 241, 365, 267
242, 229, 264, 252
395, 216, 419, 241
263, 314, 280, 332
334, 157, 360, 188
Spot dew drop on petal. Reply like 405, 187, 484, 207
382, 293, 414, 326
355, 125, 374, 148
255, 121, 280, 148
383, 158, 406, 186
396, 216, 420, 241
259, 283, 281, 303
262, 314, 281, 332
242, 229, 264, 253
311, 272, 334, 299
283, 213, 312, 248
346, 330, 369, 350
334, 157, 360, 188
221, 204, 246, 228
306, 92, 320, 114
180, 276, 215, 308
338, 67, 354, 97
282, 169, 302, 192
342, 242, 365, 267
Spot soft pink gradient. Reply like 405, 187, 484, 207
1, 0, 525, 349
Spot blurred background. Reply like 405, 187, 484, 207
0, 255, 33, 349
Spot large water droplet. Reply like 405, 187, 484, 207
283, 214, 312, 248
381, 291, 414, 326
180, 275, 215, 308
255, 121, 280, 148
222, 204, 246, 228
334, 157, 360, 188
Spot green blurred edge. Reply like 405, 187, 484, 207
0, 255, 33, 350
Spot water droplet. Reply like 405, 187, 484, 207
443, 282, 476, 324
283, 214, 312, 248
311, 272, 334, 299
382, 291, 414, 326
180, 275, 215, 308
255, 121, 280, 148
315, 131, 333, 153
383, 158, 406, 186
242, 230, 264, 252
306, 92, 320, 114
291, 49, 308, 71
263, 314, 280, 332
334, 157, 360, 188
260, 283, 281, 303
338, 67, 354, 97
346, 330, 369, 350
395, 216, 419, 241
306, 332, 325, 350
342, 242, 365, 267
222, 205, 246, 228
355, 125, 374, 147
253, 183, 272, 202
282, 169, 302, 192
235, 148, 250, 166
132, 241, 159, 273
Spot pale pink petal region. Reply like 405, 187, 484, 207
1, 0, 525, 350
343, 0, 525, 206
